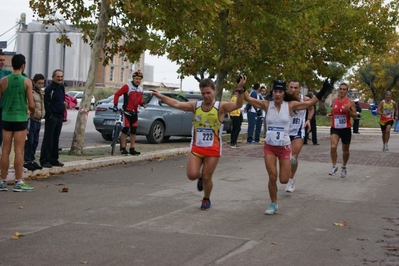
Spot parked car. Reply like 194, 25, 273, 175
93, 92, 194, 144
184, 94, 232, 133
95, 95, 114, 106
66, 91, 96, 110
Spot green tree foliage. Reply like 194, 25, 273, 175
157, 0, 399, 100
349, 34, 399, 103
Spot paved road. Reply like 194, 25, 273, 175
1, 132, 398, 265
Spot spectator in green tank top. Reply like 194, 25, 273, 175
0, 54, 36, 192
0, 49, 12, 147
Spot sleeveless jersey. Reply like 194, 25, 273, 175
331, 97, 351, 129
2, 74, 28, 122
379, 99, 395, 125
289, 94, 306, 136
265, 101, 291, 146
190, 101, 223, 157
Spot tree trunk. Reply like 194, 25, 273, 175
69, 0, 110, 155
215, 70, 227, 101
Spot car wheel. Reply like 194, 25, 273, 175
101, 133, 113, 141
146, 121, 165, 144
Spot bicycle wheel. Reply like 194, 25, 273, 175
111, 123, 122, 155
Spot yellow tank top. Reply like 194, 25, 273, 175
190, 101, 223, 157
379, 100, 395, 125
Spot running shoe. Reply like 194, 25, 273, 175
13, 181, 34, 192
120, 148, 129, 155
200, 199, 211, 210
197, 177, 203, 192
230, 144, 240, 148
0, 181, 8, 192
265, 203, 278, 215
341, 166, 347, 178
285, 178, 295, 193
385, 144, 389, 152
328, 165, 339, 175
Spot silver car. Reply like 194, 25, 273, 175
93, 91, 193, 144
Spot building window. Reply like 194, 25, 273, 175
120, 68, 124, 82
110, 67, 114, 81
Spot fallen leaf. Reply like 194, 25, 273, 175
333, 221, 347, 226
8, 200, 12, 204
15, 232, 24, 237
382, 246, 399, 251
11, 235, 19, 240
151, 167, 155, 171
18, 206, 24, 209
80, 261, 89, 264
55, 184, 65, 186
59, 187, 69, 193
271, 242, 278, 245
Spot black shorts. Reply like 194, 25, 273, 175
380, 120, 394, 131
2, 121, 28, 132
330, 127, 352, 144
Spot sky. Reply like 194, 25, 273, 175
0, 0, 200, 92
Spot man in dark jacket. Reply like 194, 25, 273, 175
40, 69, 66, 168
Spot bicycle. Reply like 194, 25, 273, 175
109, 107, 124, 155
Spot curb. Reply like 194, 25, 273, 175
6, 147, 191, 182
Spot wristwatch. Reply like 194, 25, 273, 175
236, 88, 245, 94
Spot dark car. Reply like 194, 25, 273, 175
184, 94, 232, 133
93, 92, 194, 144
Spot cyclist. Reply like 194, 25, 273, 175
113, 70, 146, 155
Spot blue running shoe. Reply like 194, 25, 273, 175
0, 181, 8, 192
200, 199, 211, 210
265, 202, 278, 215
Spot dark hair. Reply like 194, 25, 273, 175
199, 78, 216, 90
339, 82, 349, 90
0, 49, 4, 56
33, 73, 45, 82
253, 83, 260, 90
267, 89, 299, 102
52, 69, 63, 77
289, 79, 300, 86
11, 54, 26, 70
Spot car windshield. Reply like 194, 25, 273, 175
143, 93, 152, 104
